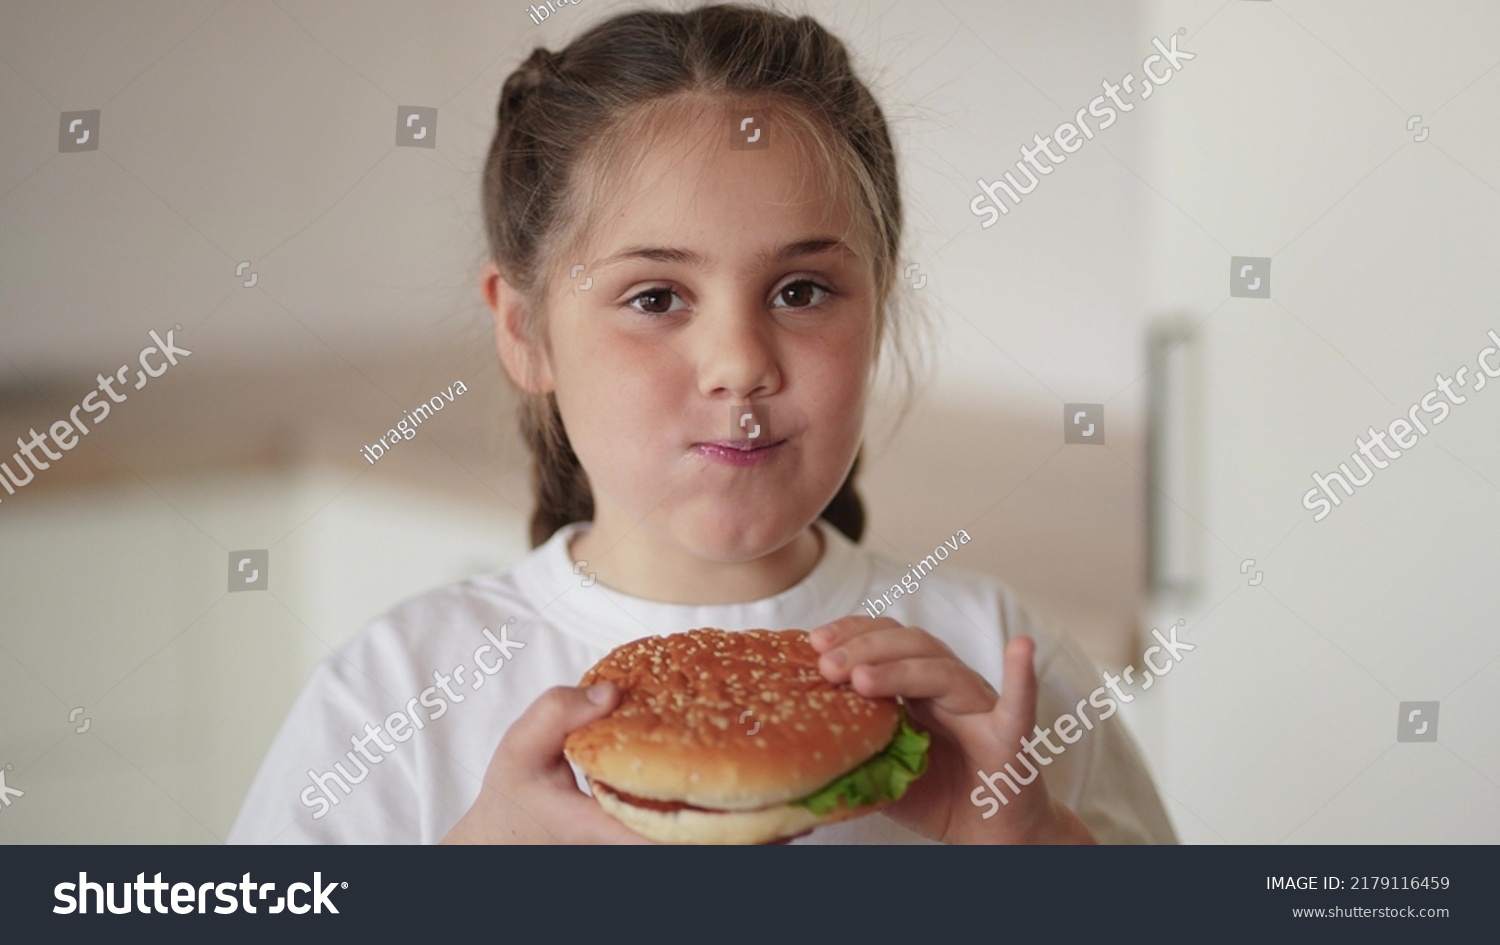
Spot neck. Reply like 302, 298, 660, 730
568, 516, 825, 605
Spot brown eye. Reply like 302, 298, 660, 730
773, 280, 831, 309
639, 290, 671, 312
625, 287, 685, 317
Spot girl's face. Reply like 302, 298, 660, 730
542, 105, 880, 563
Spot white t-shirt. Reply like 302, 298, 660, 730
227, 520, 1177, 844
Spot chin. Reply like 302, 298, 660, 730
673, 508, 814, 563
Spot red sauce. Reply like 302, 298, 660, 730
596, 784, 816, 844
596, 783, 725, 814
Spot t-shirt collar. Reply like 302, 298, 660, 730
511, 519, 870, 651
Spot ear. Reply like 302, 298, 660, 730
480, 261, 554, 393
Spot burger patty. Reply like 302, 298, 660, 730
594, 782, 728, 814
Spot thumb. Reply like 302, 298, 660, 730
994, 636, 1039, 747
503, 682, 619, 771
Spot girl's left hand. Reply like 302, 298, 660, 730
809, 615, 1097, 845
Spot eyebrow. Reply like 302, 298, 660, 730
595, 237, 856, 269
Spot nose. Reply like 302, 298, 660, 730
695, 301, 782, 401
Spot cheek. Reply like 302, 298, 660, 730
551, 332, 687, 456
795, 331, 872, 423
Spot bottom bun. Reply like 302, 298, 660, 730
592, 781, 886, 845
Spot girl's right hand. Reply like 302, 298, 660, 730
441, 682, 655, 844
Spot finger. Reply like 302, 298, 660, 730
994, 635, 1039, 741
556, 793, 661, 845
818, 625, 954, 682
501, 683, 619, 771
559, 778, 660, 845
808, 614, 902, 652
848, 657, 997, 715
475, 780, 657, 845
589, 808, 662, 845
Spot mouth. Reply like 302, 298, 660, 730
691, 437, 787, 466
695, 437, 786, 452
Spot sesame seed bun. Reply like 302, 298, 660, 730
563, 628, 903, 843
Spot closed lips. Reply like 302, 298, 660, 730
697, 438, 784, 450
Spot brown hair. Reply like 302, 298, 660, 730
482, 3, 915, 548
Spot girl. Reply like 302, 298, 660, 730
229, 3, 1175, 845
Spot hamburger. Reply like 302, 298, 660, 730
563, 627, 930, 844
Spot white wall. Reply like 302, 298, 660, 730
1133, 0, 1500, 842
0, 469, 525, 843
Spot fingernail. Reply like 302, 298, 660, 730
586, 683, 612, 705
810, 627, 832, 646
825, 648, 848, 669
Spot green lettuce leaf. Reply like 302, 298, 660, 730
793, 710, 930, 815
